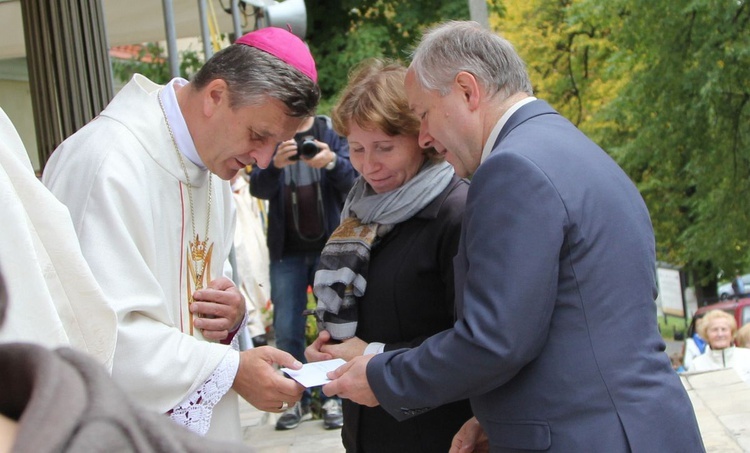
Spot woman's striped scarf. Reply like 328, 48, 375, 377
313, 160, 454, 340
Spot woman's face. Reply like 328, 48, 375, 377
347, 123, 425, 194
705, 318, 734, 350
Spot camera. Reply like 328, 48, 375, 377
290, 135, 320, 160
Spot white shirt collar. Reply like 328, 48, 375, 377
480, 96, 537, 164
159, 78, 206, 169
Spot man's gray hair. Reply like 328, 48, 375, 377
192, 44, 320, 117
409, 21, 532, 99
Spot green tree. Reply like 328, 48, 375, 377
491, 0, 750, 301
111, 42, 205, 85
307, 0, 470, 112
490, 0, 624, 137
595, 0, 750, 299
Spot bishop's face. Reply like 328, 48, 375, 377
200, 97, 303, 180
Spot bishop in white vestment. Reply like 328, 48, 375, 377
44, 75, 244, 438
43, 27, 320, 441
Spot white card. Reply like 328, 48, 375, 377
280, 358, 347, 388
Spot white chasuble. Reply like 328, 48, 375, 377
43, 75, 242, 440
0, 108, 117, 368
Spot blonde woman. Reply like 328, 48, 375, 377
306, 58, 472, 452
687, 310, 750, 383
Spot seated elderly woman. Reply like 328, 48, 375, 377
686, 309, 750, 383
306, 58, 472, 452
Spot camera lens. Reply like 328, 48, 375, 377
299, 138, 320, 159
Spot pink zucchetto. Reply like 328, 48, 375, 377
235, 27, 317, 83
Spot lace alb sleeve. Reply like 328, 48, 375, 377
168, 348, 240, 435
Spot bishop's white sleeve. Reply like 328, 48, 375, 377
169, 350, 240, 435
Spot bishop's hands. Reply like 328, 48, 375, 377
190, 277, 245, 341
191, 277, 304, 413
233, 347, 304, 413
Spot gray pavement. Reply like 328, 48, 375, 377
240, 398, 345, 452
238, 336, 345, 452
682, 369, 750, 452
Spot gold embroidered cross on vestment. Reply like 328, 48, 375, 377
158, 91, 214, 336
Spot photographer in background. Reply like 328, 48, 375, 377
250, 115, 357, 430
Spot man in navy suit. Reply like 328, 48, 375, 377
324, 21, 705, 452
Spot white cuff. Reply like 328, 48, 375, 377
325, 153, 337, 170
168, 349, 240, 435
364, 342, 385, 355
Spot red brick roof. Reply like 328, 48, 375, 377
109, 44, 164, 63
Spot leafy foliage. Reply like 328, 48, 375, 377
306, 0, 470, 112
491, 0, 624, 135
491, 0, 750, 300
111, 42, 205, 85
598, 0, 750, 296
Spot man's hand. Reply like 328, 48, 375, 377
233, 346, 304, 412
190, 277, 245, 341
450, 417, 489, 453
322, 354, 379, 407
272, 139, 299, 169
301, 141, 335, 169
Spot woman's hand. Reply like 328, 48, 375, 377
321, 335, 368, 362
305, 330, 369, 362
305, 330, 335, 362
450, 417, 489, 453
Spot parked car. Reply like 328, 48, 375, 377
717, 273, 750, 299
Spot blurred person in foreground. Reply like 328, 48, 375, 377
250, 111, 356, 430
0, 270, 253, 452
323, 21, 704, 452
306, 58, 472, 452
43, 27, 319, 440
686, 309, 750, 383
0, 107, 250, 452
0, 106, 115, 364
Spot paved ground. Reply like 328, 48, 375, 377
240, 398, 345, 452
682, 369, 750, 452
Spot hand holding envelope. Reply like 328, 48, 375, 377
281, 358, 347, 388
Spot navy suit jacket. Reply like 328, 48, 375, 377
367, 100, 704, 452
